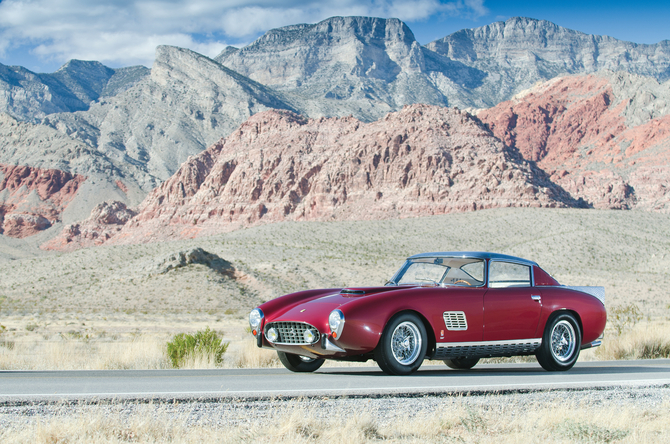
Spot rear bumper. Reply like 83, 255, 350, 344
580, 340, 602, 350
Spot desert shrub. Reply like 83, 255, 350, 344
636, 337, 670, 359
608, 303, 643, 336
166, 327, 229, 368
558, 420, 628, 443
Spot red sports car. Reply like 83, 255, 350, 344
248, 252, 606, 375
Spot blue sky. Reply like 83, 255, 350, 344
0, 0, 668, 73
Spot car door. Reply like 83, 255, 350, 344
430, 286, 485, 344
483, 260, 543, 341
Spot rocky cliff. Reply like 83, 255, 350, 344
0, 164, 86, 238
49, 105, 583, 248
478, 72, 670, 211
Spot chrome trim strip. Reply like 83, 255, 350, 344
436, 338, 542, 348
487, 258, 534, 288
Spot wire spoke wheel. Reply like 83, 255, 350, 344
550, 320, 576, 363
375, 313, 427, 375
390, 321, 422, 365
536, 312, 581, 371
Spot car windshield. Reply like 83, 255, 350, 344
388, 257, 485, 287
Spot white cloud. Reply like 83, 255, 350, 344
0, 0, 488, 68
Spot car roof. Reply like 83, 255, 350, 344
407, 251, 538, 266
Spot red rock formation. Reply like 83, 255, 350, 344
0, 164, 87, 238
478, 75, 670, 210
94, 105, 581, 245
41, 201, 136, 250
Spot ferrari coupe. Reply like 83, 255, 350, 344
248, 252, 606, 375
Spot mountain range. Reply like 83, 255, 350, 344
1, 16, 669, 254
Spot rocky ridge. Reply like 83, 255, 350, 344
41, 46, 296, 182
46, 105, 584, 248
219, 16, 670, 115
0, 60, 149, 122
478, 72, 670, 211
427, 17, 670, 107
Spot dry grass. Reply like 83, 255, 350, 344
1, 395, 668, 443
596, 322, 670, 361
0, 334, 170, 370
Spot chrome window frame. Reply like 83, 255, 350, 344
486, 259, 535, 288
388, 256, 487, 287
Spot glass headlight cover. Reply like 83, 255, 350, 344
303, 329, 316, 344
266, 327, 279, 343
249, 308, 263, 331
328, 309, 345, 339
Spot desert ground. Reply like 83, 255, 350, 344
0, 207, 669, 369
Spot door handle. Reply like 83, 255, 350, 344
531, 295, 541, 302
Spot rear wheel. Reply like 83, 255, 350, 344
277, 351, 325, 372
536, 312, 581, 371
444, 357, 480, 370
375, 313, 427, 375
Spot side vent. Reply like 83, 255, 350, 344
443, 311, 468, 331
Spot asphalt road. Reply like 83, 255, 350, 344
2, 359, 669, 403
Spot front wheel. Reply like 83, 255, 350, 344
444, 357, 480, 370
375, 313, 427, 375
536, 312, 581, 371
277, 351, 325, 372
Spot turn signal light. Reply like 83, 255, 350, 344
252, 329, 257, 336
332, 332, 337, 338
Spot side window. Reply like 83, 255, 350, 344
489, 261, 531, 288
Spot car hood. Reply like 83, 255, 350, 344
269, 286, 412, 325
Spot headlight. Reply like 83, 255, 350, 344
249, 308, 263, 335
266, 327, 278, 343
328, 309, 345, 339
303, 329, 317, 344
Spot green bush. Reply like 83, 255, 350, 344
609, 304, 643, 336
167, 327, 229, 368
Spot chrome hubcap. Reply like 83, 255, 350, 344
391, 321, 422, 365
550, 320, 576, 363
299, 356, 315, 363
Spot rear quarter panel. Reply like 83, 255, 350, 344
536, 287, 607, 344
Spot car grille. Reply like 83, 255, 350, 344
443, 311, 468, 331
265, 322, 320, 345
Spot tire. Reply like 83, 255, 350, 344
277, 351, 325, 372
375, 312, 428, 375
444, 357, 480, 370
536, 312, 581, 371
